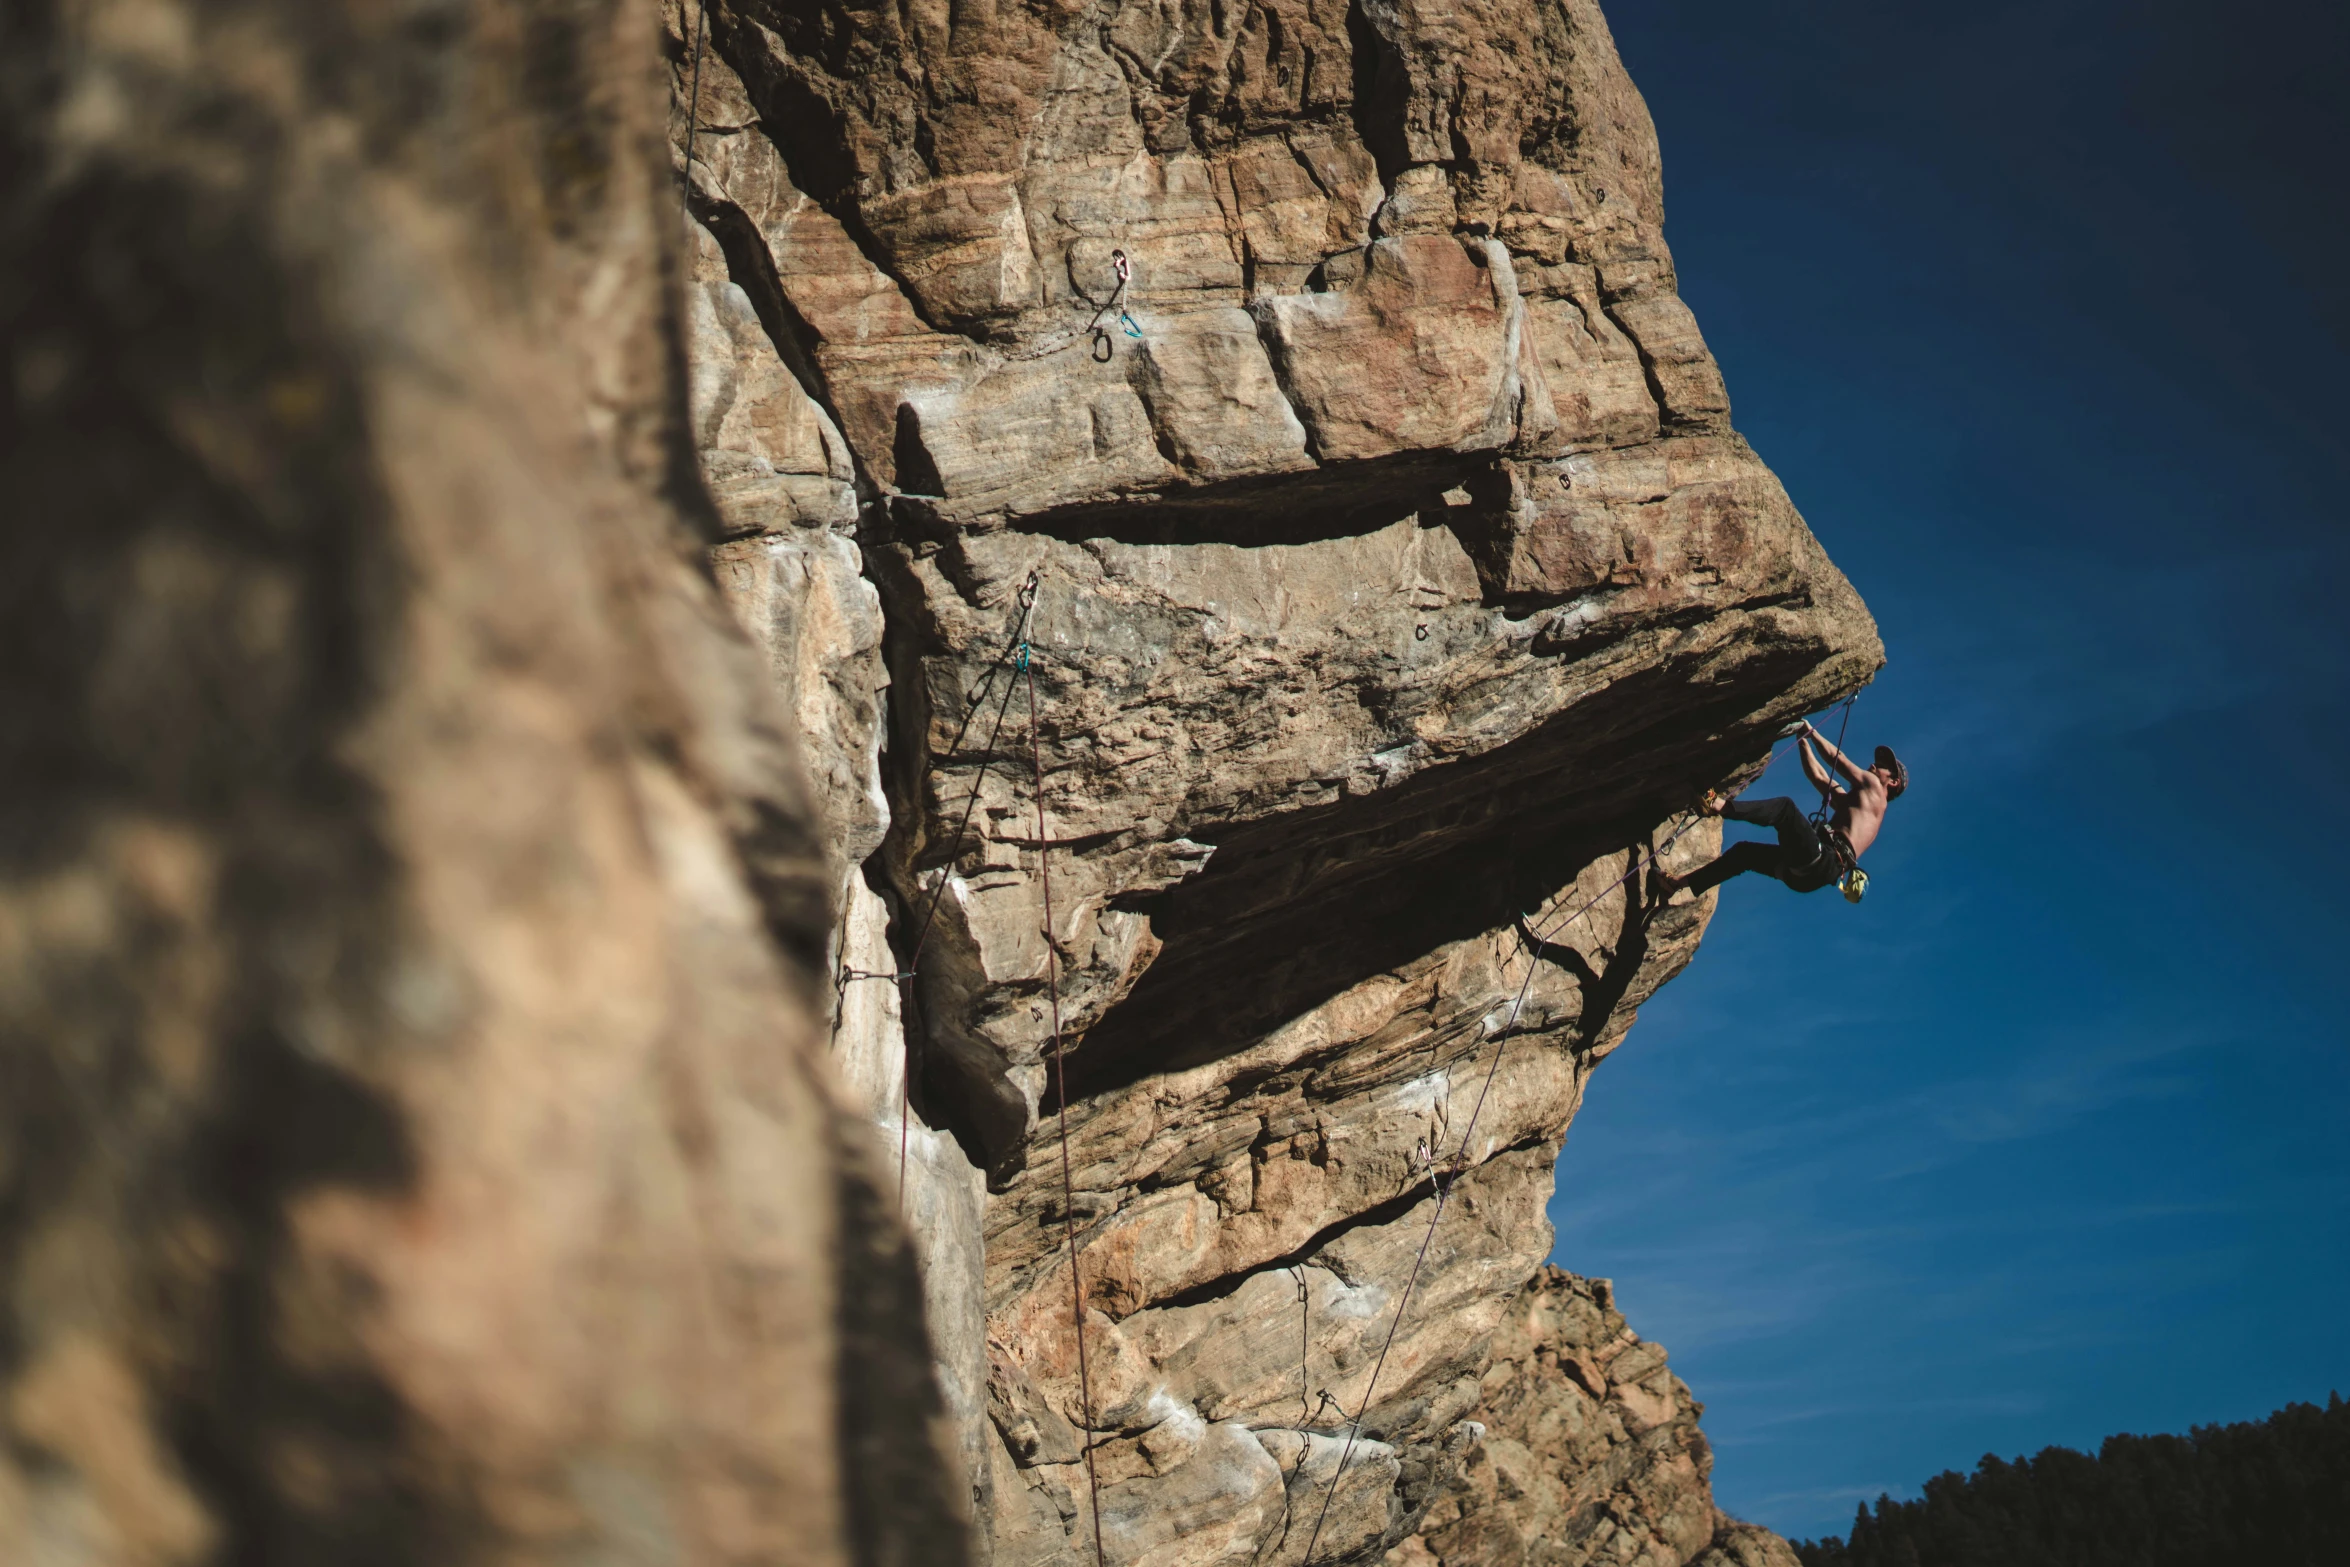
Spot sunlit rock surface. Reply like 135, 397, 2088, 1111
674, 0, 1883, 1559
1397, 1269, 1809, 1567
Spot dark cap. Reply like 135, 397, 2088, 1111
1873, 745, 1908, 799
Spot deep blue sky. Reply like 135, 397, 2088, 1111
1547, 0, 2350, 1543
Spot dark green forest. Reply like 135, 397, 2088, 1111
1791, 1394, 2350, 1567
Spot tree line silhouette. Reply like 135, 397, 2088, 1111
1792, 1393, 2350, 1567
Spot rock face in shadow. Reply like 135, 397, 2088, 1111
669, 0, 1877, 1562
0, 2, 965, 1564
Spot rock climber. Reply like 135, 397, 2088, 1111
1653, 722, 1907, 901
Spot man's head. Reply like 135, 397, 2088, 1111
1872, 745, 1908, 799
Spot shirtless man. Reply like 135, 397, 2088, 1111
1654, 723, 1908, 900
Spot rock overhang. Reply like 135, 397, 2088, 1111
864, 475, 1872, 1162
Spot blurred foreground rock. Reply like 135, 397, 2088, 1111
0, 1, 965, 1563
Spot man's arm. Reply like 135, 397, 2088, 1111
1803, 722, 1868, 786
1797, 735, 1837, 798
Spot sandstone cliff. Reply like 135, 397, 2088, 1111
0, 0, 1867, 1559
670, 0, 1880, 1564
1398, 1269, 1801, 1567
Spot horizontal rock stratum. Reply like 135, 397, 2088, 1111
674, 0, 1880, 1563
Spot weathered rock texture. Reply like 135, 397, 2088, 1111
671, 0, 1881, 1561
1395, 1269, 1804, 1567
669, 0, 1881, 1562
1, 2, 964, 1563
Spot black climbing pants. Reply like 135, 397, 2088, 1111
1683, 796, 1836, 895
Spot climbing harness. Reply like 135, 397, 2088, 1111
1024, 597, 1109, 1567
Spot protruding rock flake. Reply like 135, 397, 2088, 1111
675, 0, 1881, 1561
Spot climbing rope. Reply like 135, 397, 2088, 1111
1807, 691, 1859, 827
1292, 710, 1855, 1564
896, 655, 1021, 1202
1024, 597, 1109, 1567
1293, 1266, 1314, 1422
679, 0, 708, 203
1290, 812, 1707, 1564
838, 576, 1041, 1208
1243, 1267, 1333, 1567
856, 575, 1100, 1554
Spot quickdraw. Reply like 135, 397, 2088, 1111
1088, 249, 1140, 361
994, 248, 1148, 364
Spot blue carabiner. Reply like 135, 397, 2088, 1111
1120, 311, 1143, 339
